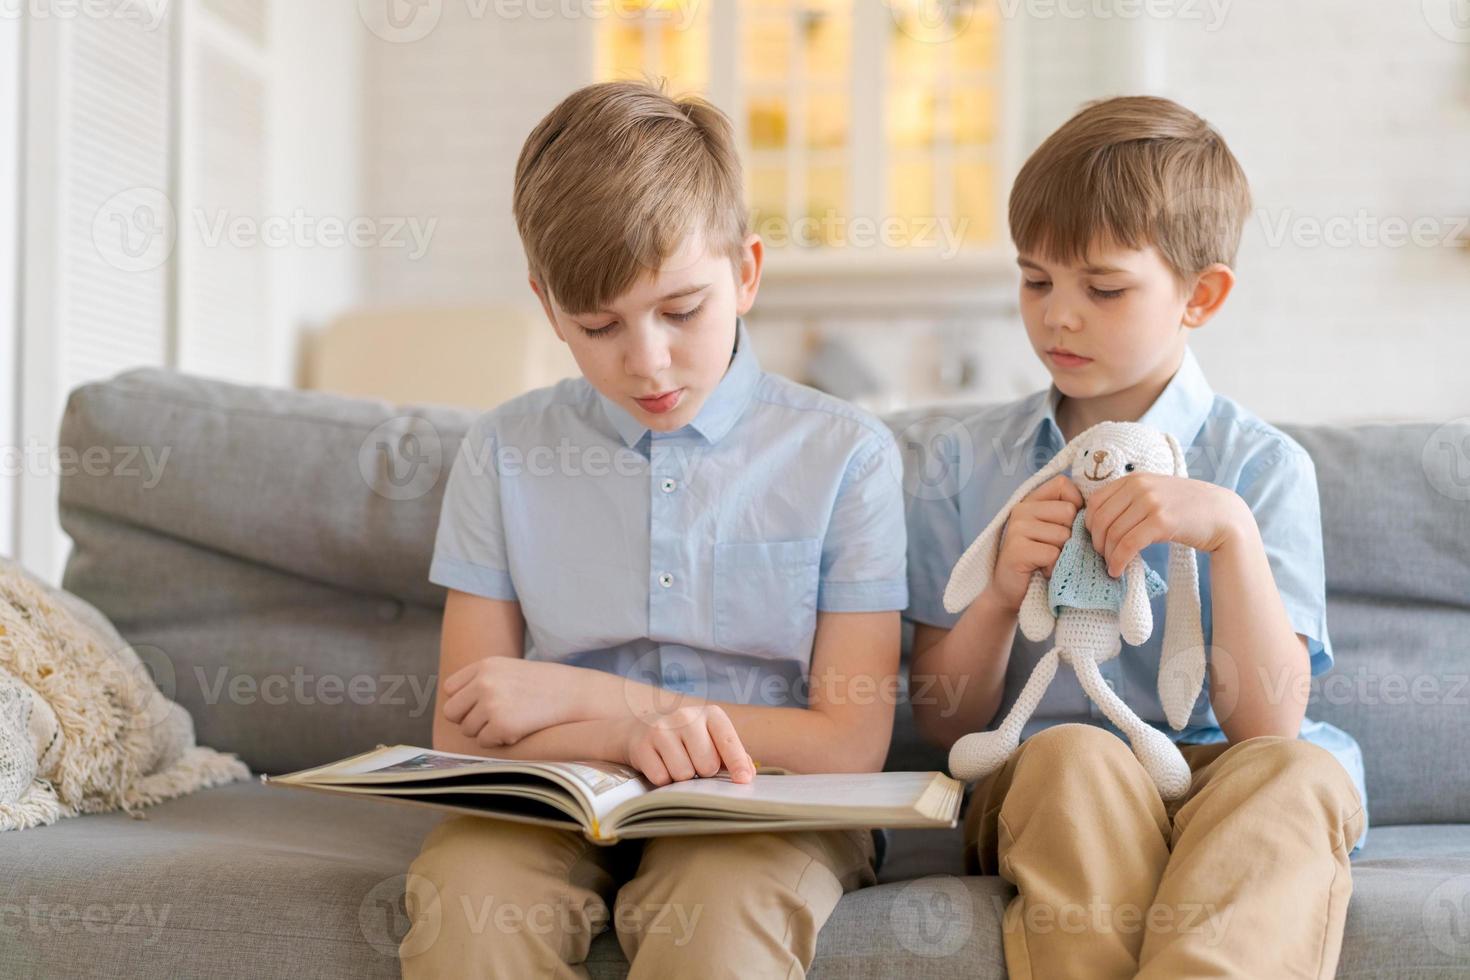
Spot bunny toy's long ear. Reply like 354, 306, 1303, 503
942, 421, 1107, 615
1157, 432, 1207, 729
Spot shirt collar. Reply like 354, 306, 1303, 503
1013, 345, 1216, 454
598, 317, 762, 448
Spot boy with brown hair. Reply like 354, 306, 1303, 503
399, 81, 910, 978
905, 96, 1366, 979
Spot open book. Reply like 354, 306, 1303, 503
262, 744, 962, 844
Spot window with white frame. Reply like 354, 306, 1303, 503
594, 0, 1010, 261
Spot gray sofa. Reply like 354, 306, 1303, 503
2, 367, 1467, 978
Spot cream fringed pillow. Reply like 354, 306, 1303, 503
0, 557, 250, 831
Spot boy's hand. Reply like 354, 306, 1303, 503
1085, 473, 1252, 577
442, 657, 573, 747
987, 474, 1084, 614
619, 705, 755, 786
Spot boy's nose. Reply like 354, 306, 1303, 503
1043, 302, 1081, 332
623, 327, 672, 379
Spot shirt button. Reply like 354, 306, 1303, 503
658, 572, 674, 589
660, 478, 677, 494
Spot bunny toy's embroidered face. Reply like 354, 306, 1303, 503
1068, 422, 1176, 502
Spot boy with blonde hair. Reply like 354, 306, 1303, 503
906, 96, 1367, 979
400, 81, 909, 978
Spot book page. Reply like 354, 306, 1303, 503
641, 770, 941, 810
606, 770, 959, 830
274, 745, 652, 824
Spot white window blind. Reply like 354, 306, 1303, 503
15, 0, 277, 582
19, 7, 175, 582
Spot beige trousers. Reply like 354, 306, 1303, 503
964, 723, 1366, 980
400, 817, 876, 979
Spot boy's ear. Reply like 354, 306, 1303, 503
528, 275, 567, 343
1181, 262, 1235, 329
735, 233, 764, 316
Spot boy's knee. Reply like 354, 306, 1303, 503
403, 818, 611, 963
1017, 723, 1139, 777
617, 832, 842, 969
413, 817, 589, 886
1227, 736, 1361, 811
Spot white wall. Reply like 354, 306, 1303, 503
1141, 0, 1470, 424
272, 0, 366, 384
360, 5, 592, 314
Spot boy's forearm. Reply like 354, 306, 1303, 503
910, 589, 1016, 750
439, 717, 632, 766
554, 666, 893, 773
1205, 508, 1310, 741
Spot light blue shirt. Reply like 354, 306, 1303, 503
430, 318, 909, 710
902, 346, 1369, 854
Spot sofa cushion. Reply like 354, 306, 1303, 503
1, 780, 1464, 978
1281, 422, 1470, 826
59, 369, 464, 774
0, 780, 440, 979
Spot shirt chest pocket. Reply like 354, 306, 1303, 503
712, 539, 822, 661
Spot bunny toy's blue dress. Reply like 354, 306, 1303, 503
1047, 510, 1167, 616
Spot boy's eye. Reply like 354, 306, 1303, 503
579, 321, 617, 339
1089, 286, 1126, 300
1022, 279, 1050, 291
666, 302, 704, 323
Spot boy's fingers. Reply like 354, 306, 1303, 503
1087, 477, 1123, 512
679, 724, 723, 778
1028, 500, 1079, 528
1035, 475, 1084, 506
660, 744, 697, 783
445, 658, 486, 696
1020, 515, 1072, 547
1105, 500, 1154, 574
458, 702, 488, 738
441, 687, 471, 722
1086, 482, 1131, 540
631, 743, 670, 787
706, 709, 754, 781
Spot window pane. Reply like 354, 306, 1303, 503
801, 3, 851, 81
952, 86, 997, 146
953, 159, 996, 245
807, 164, 847, 247
749, 166, 788, 233
887, 0, 970, 49
660, 12, 709, 91
743, 14, 791, 83
748, 94, 789, 150
887, 85, 934, 149
807, 88, 848, 150
595, 23, 645, 81
889, 159, 934, 243
888, 12, 946, 80
953, 2, 1000, 72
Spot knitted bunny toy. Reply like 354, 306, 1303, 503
942, 421, 1207, 800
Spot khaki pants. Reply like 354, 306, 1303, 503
399, 817, 876, 979
964, 724, 1366, 980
